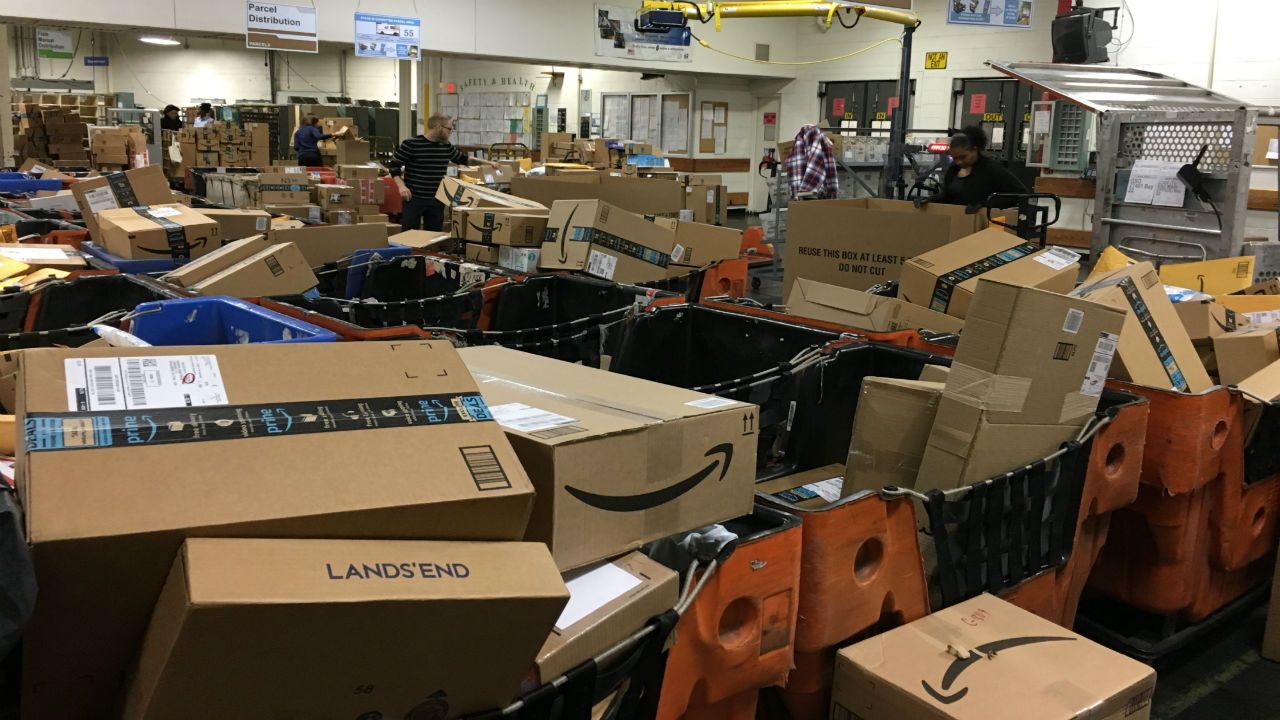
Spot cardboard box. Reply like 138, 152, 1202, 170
326, 209, 358, 225
97, 204, 222, 261
452, 208, 549, 247
831, 594, 1156, 720
197, 208, 272, 241
1175, 299, 1247, 343
316, 183, 358, 209
785, 279, 965, 335
460, 346, 758, 570
257, 172, 313, 206
437, 176, 549, 213
337, 164, 380, 180
918, 364, 952, 383
899, 228, 1080, 320
267, 223, 389, 265
466, 242, 501, 264
162, 235, 274, 288
391, 230, 452, 251
265, 203, 323, 224
17, 342, 537, 719
1213, 325, 1280, 386
188, 242, 318, 298
535, 552, 677, 683
334, 139, 370, 165
1255, 123, 1278, 167
123, 538, 567, 720
1072, 263, 1215, 393
1159, 256, 1255, 295
783, 198, 988, 296
649, 217, 741, 275
1237, 278, 1280, 296
541, 200, 677, 284
499, 246, 541, 274
71, 165, 174, 240
0, 244, 85, 271
843, 378, 944, 496
755, 464, 848, 509
512, 176, 685, 217
916, 281, 1126, 491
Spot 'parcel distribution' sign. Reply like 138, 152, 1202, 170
246, 1, 318, 53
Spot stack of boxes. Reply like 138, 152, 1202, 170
176, 122, 271, 171
14, 108, 89, 164
90, 127, 147, 170
317, 118, 369, 165
9, 93, 116, 163
539, 132, 577, 162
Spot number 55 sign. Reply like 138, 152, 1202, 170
354, 13, 422, 59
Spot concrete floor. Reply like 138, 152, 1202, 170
726, 209, 1280, 720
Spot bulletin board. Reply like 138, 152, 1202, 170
660, 93, 691, 155
630, 94, 660, 148
699, 101, 729, 155
437, 92, 532, 148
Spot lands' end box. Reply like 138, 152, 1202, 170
831, 594, 1156, 720
123, 538, 568, 720
460, 345, 758, 570
16, 342, 536, 720
898, 228, 1081, 320
97, 204, 222, 261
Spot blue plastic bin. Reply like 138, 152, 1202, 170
130, 296, 338, 345
82, 241, 189, 274
0, 176, 63, 193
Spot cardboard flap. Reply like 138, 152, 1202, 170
796, 278, 878, 316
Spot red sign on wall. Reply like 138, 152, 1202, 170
832, 98, 846, 116
887, 96, 900, 113
969, 93, 988, 114
763, 112, 777, 126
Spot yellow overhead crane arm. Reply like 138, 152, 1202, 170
640, 1, 920, 31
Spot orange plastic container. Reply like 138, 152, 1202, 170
1087, 384, 1280, 622
696, 258, 749, 300
656, 506, 802, 720
754, 489, 930, 720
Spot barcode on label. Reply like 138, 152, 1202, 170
586, 250, 617, 280
1035, 247, 1082, 271
93, 366, 118, 408
460, 445, 511, 491
124, 359, 147, 407
1053, 342, 1076, 361
530, 425, 587, 440
1081, 332, 1120, 397
1063, 308, 1084, 334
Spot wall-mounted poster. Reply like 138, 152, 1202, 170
595, 4, 692, 62
947, 0, 1033, 29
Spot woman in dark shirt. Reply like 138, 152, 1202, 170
160, 105, 183, 132
293, 115, 339, 167
934, 126, 1027, 209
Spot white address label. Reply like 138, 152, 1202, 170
686, 396, 738, 409
586, 250, 617, 280
64, 355, 228, 412
82, 186, 120, 214
489, 403, 577, 433
1034, 247, 1082, 271
1081, 332, 1119, 397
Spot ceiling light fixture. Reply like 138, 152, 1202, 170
139, 35, 181, 46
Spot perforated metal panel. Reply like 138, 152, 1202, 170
1119, 122, 1235, 171
1053, 104, 1087, 169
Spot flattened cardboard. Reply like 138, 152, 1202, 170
1158, 256, 1255, 295
437, 177, 548, 212
1239, 359, 1280, 401
1174, 300, 1246, 343
452, 208, 549, 247
783, 198, 987, 296
1072, 263, 1214, 393
0, 244, 85, 271
1212, 325, 1280, 386
267, 223, 389, 265
123, 538, 568, 720
786, 278, 964, 335
755, 464, 848, 509
161, 235, 274, 288
264, 203, 323, 223
535, 552, 677, 683
391, 230, 452, 250
460, 346, 757, 570
917, 280, 1126, 491
898, 228, 1080, 320
189, 242, 319, 298
1237, 278, 1280, 296
918, 364, 952, 383
541, 200, 676, 284
831, 594, 1157, 720
197, 208, 272, 241
17, 343, 536, 720
512, 176, 686, 217
71, 165, 173, 241
97, 204, 222, 261
844, 378, 943, 496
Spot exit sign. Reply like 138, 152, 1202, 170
925, 52, 948, 70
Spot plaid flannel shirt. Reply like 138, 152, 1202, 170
786, 125, 839, 200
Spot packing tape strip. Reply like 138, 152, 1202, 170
590, 229, 671, 269
927, 242, 1039, 313
1114, 276, 1189, 392
105, 171, 139, 208
945, 362, 1032, 414
1059, 391, 1100, 424
24, 392, 496, 453
469, 369, 685, 424
132, 207, 197, 259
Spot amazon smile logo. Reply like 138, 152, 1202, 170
563, 443, 734, 512
922, 636, 1076, 704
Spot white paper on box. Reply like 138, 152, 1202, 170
144, 206, 182, 219
1081, 333, 1119, 397
670, 244, 686, 263
82, 186, 120, 214
64, 355, 228, 412
1246, 310, 1280, 325
586, 250, 617, 280
1034, 247, 1081, 271
686, 396, 738, 409
489, 403, 577, 433
804, 478, 844, 503
1268, 138, 1278, 160
1063, 308, 1084, 334
0, 247, 74, 262
555, 562, 643, 631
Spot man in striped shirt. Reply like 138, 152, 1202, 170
394, 113, 499, 232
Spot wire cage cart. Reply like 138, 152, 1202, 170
760, 175, 790, 283
489, 143, 530, 161
989, 61, 1276, 271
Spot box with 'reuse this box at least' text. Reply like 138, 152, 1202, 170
16, 342, 536, 720
460, 345, 758, 570
123, 538, 568, 720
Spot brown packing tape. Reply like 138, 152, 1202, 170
1059, 392, 1099, 425
930, 423, 977, 459
847, 448, 924, 483
945, 363, 1032, 414
468, 370, 687, 424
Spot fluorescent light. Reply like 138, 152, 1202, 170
139, 35, 181, 46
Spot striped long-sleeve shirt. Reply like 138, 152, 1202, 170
394, 136, 470, 200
